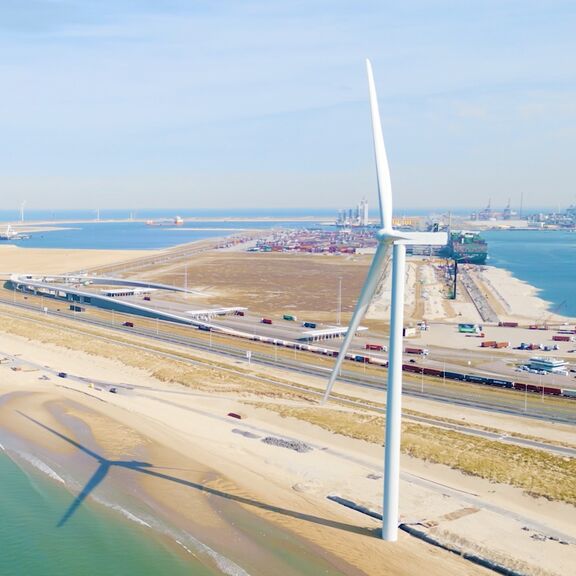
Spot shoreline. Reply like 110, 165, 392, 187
0, 331, 499, 576
480, 263, 576, 322
0, 322, 574, 575
4, 220, 574, 322
5, 216, 329, 227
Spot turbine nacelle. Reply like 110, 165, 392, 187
375, 228, 406, 243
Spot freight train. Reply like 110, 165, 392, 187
205, 325, 576, 399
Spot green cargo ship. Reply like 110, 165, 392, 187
446, 231, 488, 264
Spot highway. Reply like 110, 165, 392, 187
2, 344, 574, 459
1, 294, 575, 425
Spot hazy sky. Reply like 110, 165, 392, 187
1, 1, 575, 211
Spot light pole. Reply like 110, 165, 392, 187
337, 277, 342, 326
420, 357, 424, 393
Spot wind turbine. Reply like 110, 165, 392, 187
322, 60, 447, 541
20, 201, 26, 223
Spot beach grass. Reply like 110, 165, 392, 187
252, 403, 576, 505
2, 304, 575, 505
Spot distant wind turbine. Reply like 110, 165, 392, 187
20, 201, 26, 223
322, 60, 447, 541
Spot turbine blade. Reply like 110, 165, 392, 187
366, 59, 393, 232
322, 240, 391, 402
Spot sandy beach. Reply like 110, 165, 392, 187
0, 301, 574, 575
0, 245, 156, 275
0, 331, 494, 576
1, 242, 575, 575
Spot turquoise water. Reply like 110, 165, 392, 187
0, 450, 214, 576
483, 229, 576, 317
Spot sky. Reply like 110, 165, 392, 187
0, 0, 575, 212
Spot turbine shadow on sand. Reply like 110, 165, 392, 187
18, 411, 375, 536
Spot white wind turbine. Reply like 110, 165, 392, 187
322, 59, 447, 541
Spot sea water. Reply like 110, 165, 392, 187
1, 219, 327, 250
0, 450, 216, 576
4, 212, 575, 316
483, 229, 576, 317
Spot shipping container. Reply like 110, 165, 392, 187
498, 321, 518, 328
444, 371, 465, 381
261, 318, 273, 325
403, 364, 423, 374
495, 342, 510, 349
283, 314, 297, 321
553, 335, 572, 342
458, 323, 482, 334
303, 321, 317, 329
487, 378, 513, 387
423, 367, 444, 378
366, 343, 384, 351
465, 374, 487, 383
481, 341, 497, 348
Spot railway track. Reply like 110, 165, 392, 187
1, 296, 575, 425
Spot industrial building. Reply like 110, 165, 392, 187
528, 356, 568, 373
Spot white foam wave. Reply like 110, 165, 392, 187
175, 540, 195, 556
0, 442, 5, 451
91, 495, 152, 528
178, 531, 251, 576
95, 499, 249, 574
109, 504, 151, 527
15, 450, 65, 484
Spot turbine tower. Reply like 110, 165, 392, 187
322, 60, 447, 541
20, 201, 26, 223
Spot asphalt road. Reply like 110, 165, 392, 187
1, 296, 575, 424
2, 346, 574, 461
